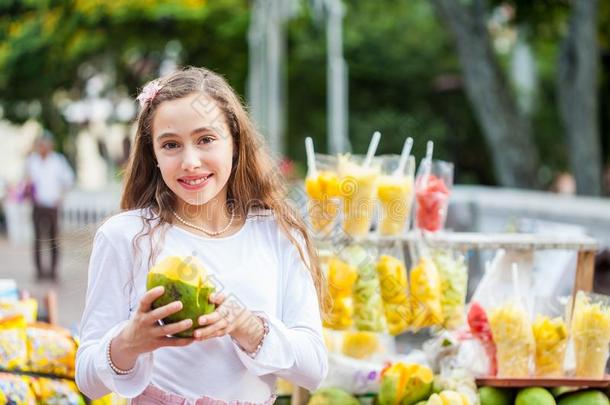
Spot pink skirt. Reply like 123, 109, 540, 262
131, 384, 277, 405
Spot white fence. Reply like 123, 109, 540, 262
3, 186, 121, 244
4, 184, 610, 247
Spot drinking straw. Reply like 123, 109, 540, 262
511, 262, 524, 310
419, 140, 434, 187
394, 137, 413, 177
305, 137, 317, 177
363, 131, 381, 168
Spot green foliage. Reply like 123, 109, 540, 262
0, 0, 248, 135
1, 0, 608, 186
286, 0, 492, 184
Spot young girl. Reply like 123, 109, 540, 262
76, 67, 328, 403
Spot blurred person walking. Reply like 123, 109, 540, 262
24, 132, 75, 280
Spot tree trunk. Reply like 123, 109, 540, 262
557, 0, 601, 196
40, 93, 67, 153
430, 0, 540, 188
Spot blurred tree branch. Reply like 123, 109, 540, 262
430, 0, 541, 188
557, 0, 601, 196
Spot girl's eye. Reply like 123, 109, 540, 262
199, 136, 215, 145
162, 142, 179, 150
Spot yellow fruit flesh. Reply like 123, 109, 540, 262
341, 331, 380, 359
376, 255, 411, 335
570, 292, 610, 378
338, 156, 379, 237
381, 363, 433, 403
149, 256, 206, 287
377, 175, 413, 236
328, 258, 358, 293
409, 258, 443, 330
150, 256, 214, 309
489, 302, 534, 377
324, 258, 358, 330
439, 390, 467, 405
305, 171, 340, 199
532, 315, 568, 376
305, 171, 341, 233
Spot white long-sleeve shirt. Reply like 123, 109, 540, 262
76, 208, 328, 402
25, 151, 75, 207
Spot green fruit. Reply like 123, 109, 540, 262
515, 387, 556, 405
558, 390, 609, 405
479, 386, 514, 405
379, 372, 402, 405
146, 256, 216, 338
378, 363, 433, 405
401, 381, 432, 405
551, 387, 580, 398
308, 387, 360, 405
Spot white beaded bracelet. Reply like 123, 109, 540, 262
233, 315, 269, 359
107, 339, 135, 375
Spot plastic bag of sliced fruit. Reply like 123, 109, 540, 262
565, 291, 610, 379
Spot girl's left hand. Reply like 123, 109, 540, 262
193, 292, 264, 351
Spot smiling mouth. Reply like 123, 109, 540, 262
178, 174, 213, 186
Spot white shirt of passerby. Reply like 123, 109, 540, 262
26, 151, 75, 207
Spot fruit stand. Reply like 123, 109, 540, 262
295, 134, 610, 404
291, 231, 601, 404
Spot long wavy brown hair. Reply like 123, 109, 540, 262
120, 66, 327, 313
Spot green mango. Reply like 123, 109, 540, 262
478, 386, 514, 405
308, 387, 360, 405
379, 373, 402, 405
515, 387, 556, 405
558, 390, 609, 405
551, 387, 580, 398
401, 380, 432, 405
146, 256, 216, 338
378, 363, 433, 405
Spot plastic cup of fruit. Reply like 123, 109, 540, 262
338, 155, 380, 238
376, 154, 415, 237
489, 300, 534, 377
532, 297, 568, 377
569, 291, 610, 378
304, 154, 341, 235
414, 159, 453, 232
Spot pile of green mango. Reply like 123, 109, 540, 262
479, 386, 609, 405
308, 388, 360, 405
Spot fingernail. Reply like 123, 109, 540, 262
195, 331, 201, 338
184, 319, 192, 326
175, 301, 183, 309
199, 316, 207, 325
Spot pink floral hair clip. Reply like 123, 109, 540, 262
136, 80, 163, 108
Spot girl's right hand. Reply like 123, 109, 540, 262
109, 286, 194, 371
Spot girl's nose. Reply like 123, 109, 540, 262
181, 146, 201, 171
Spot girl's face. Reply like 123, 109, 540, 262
152, 92, 234, 209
